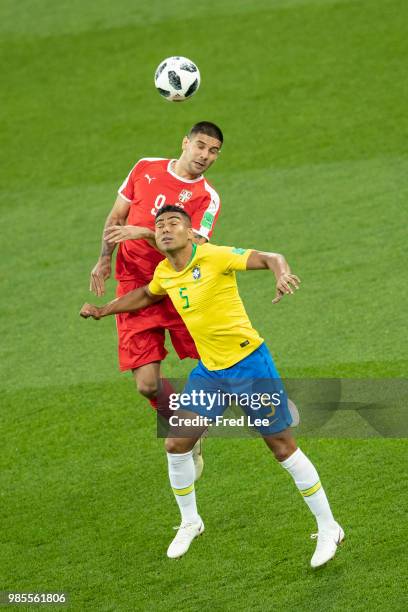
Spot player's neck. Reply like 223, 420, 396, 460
172, 159, 199, 181
167, 242, 195, 271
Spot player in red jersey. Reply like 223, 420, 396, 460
89, 122, 223, 473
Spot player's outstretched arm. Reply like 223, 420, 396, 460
103, 226, 208, 251
104, 224, 156, 246
80, 286, 163, 320
90, 195, 131, 297
246, 250, 301, 304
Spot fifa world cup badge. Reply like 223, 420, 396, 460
192, 265, 201, 280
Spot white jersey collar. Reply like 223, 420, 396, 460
167, 159, 203, 183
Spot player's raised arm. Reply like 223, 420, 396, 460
246, 250, 301, 304
80, 286, 163, 320
103, 224, 208, 251
104, 224, 157, 247
89, 194, 131, 297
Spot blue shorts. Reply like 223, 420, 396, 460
180, 343, 292, 435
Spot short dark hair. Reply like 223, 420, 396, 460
188, 121, 223, 145
155, 205, 192, 225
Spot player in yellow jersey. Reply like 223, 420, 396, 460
80, 205, 344, 568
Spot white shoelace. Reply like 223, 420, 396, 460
171, 523, 199, 545
173, 522, 198, 532
310, 529, 339, 543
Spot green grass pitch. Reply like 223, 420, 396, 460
0, 0, 407, 609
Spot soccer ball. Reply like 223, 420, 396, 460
154, 56, 200, 102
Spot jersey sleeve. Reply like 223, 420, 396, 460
148, 269, 167, 296
191, 181, 221, 240
212, 246, 252, 273
117, 159, 151, 202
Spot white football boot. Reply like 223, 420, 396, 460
310, 523, 345, 568
192, 437, 204, 481
167, 519, 205, 559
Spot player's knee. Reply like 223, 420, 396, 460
267, 436, 297, 462
274, 440, 297, 462
165, 437, 188, 454
136, 379, 159, 399
273, 447, 289, 462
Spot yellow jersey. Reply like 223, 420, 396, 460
148, 243, 263, 370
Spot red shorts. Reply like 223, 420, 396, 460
115, 280, 199, 371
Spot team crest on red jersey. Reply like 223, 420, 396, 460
178, 189, 193, 203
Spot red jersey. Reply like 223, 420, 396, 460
116, 158, 221, 283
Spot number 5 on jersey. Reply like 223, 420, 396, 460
179, 287, 190, 309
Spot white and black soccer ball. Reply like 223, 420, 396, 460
154, 56, 200, 102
